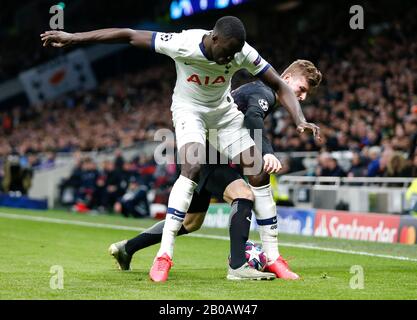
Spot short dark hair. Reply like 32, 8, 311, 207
214, 16, 246, 46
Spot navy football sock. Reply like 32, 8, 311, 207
125, 220, 189, 256
229, 198, 253, 269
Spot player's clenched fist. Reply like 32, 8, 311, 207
40, 31, 74, 48
263, 154, 282, 174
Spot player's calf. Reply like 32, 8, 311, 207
228, 198, 254, 270
183, 212, 206, 232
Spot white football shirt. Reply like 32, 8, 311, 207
152, 29, 271, 108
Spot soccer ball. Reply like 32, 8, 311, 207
245, 240, 267, 271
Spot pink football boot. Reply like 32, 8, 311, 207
265, 256, 300, 280
149, 253, 173, 282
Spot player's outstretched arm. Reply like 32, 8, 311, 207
40, 29, 154, 49
259, 67, 321, 140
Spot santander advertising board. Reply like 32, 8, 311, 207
314, 210, 400, 243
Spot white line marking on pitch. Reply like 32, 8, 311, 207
1, 212, 417, 263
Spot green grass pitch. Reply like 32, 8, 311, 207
0, 207, 416, 300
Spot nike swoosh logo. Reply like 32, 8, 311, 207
184, 62, 193, 65
246, 217, 252, 222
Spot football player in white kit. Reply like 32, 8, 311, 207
41, 16, 320, 282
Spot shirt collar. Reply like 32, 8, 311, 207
199, 32, 212, 60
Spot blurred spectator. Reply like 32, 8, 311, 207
114, 176, 150, 218
405, 117, 417, 158
74, 158, 100, 210
59, 155, 83, 206
114, 149, 125, 173
316, 152, 346, 177
92, 160, 122, 212
315, 152, 346, 177
315, 152, 331, 177
320, 157, 346, 177
2, 153, 33, 195
412, 153, 417, 178
347, 151, 367, 177
367, 146, 384, 177
386, 153, 412, 177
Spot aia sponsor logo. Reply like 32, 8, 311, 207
187, 74, 226, 86
314, 210, 400, 243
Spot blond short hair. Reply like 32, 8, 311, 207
282, 59, 322, 89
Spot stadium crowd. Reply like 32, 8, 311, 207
257, 2, 417, 178
0, 67, 174, 157
58, 150, 177, 216
1, 1, 417, 211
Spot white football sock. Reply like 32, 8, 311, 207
250, 183, 280, 263
157, 175, 197, 258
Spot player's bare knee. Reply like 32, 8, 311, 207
224, 179, 254, 202
239, 186, 254, 202
179, 142, 205, 180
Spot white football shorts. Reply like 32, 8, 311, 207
171, 102, 254, 160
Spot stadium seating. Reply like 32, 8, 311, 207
0, 0, 416, 213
